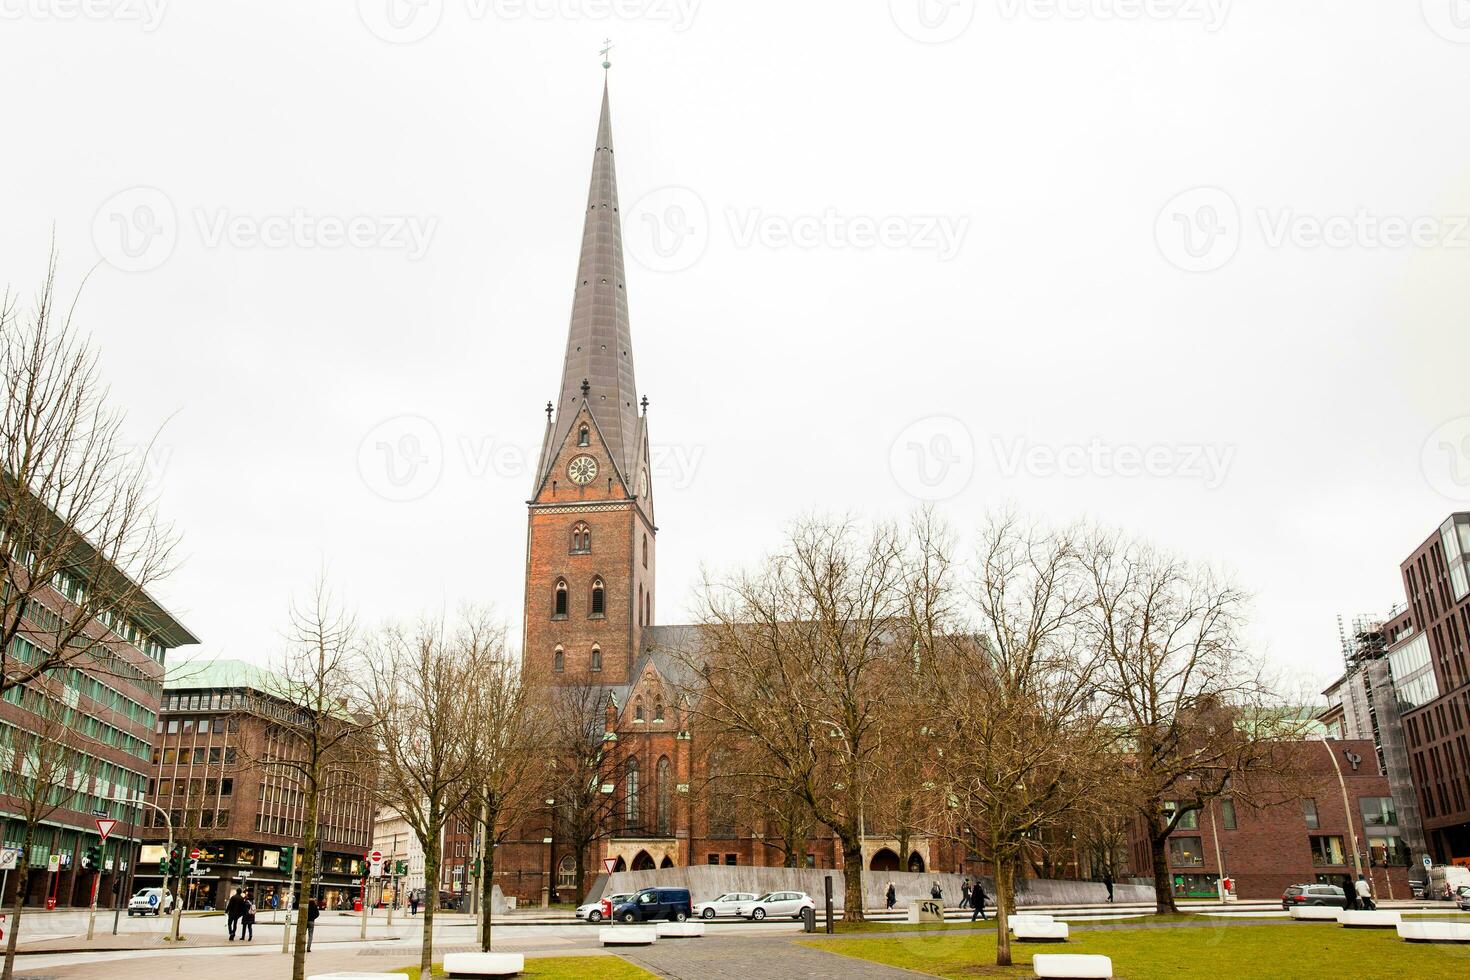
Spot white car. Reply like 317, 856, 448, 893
127, 887, 174, 916
576, 892, 634, 923
738, 891, 816, 921
693, 892, 758, 919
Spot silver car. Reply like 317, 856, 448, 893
693, 891, 758, 919
738, 890, 816, 921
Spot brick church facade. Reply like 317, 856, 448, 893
489, 82, 948, 905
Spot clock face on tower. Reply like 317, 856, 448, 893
568, 454, 599, 485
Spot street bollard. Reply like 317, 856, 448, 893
802, 906, 816, 933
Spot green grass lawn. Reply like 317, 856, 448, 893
393, 956, 656, 979
802, 921, 1470, 977
830, 911, 1278, 933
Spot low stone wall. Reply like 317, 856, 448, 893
589, 865, 1153, 909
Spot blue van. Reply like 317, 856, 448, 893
615, 886, 693, 923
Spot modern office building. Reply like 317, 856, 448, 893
0, 551, 197, 908
135, 659, 376, 909
1129, 737, 1413, 901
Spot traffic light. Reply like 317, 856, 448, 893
397, 860, 408, 876
159, 853, 172, 876
83, 844, 103, 871
471, 857, 481, 877
280, 846, 293, 874
187, 857, 199, 876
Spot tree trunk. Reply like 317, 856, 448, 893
1, 828, 33, 980
421, 833, 440, 977
1148, 820, 1176, 914
479, 826, 495, 951
293, 791, 321, 980
573, 844, 586, 906
994, 859, 1014, 967
841, 838, 865, 923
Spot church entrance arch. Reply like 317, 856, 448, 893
870, 848, 900, 872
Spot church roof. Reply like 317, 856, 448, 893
540, 81, 641, 487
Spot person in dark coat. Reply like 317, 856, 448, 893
970, 880, 988, 921
241, 896, 256, 941
409, 893, 419, 916
1103, 870, 1114, 903
959, 877, 971, 909
225, 889, 248, 940
306, 898, 321, 951
885, 882, 896, 910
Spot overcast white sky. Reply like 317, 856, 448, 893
3, 0, 1470, 691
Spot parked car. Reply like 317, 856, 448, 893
737, 890, 817, 921
127, 887, 174, 916
577, 892, 634, 923
692, 892, 758, 920
614, 887, 693, 924
1281, 883, 1347, 910
1454, 885, 1470, 911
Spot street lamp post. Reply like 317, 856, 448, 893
1319, 738, 1364, 881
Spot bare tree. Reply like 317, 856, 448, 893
920, 514, 1115, 967
242, 581, 375, 980
1083, 530, 1307, 913
361, 614, 482, 977
459, 613, 546, 952
683, 517, 912, 922
0, 254, 179, 696
0, 678, 103, 980
543, 674, 633, 906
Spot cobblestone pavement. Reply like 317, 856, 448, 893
618, 935, 928, 980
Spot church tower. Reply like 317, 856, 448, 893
523, 81, 656, 687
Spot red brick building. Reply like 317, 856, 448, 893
1128, 737, 1412, 902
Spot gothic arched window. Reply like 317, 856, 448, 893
625, 757, 640, 829
637, 584, 643, 626
635, 700, 644, 722
642, 534, 648, 568
654, 701, 663, 722
553, 579, 568, 618
656, 756, 671, 835
590, 645, 602, 672
570, 522, 591, 554
553, 646, 564, 673
578, 424, 590, 447
644, 591, 651, 626
590, 578, 605, 617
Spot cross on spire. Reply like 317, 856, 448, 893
600, 38, 613, 70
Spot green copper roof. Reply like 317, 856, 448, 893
164, 657, 282, 694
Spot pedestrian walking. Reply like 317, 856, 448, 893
970, 880, 988, 921
409, 893, 419, 916
242, 897, 256, 941
1103, 870, 1114, 903
306, 898, 321, 952
959, 877, 971, 909
225, 888, 247, 941
1355, 875, 1374, 911
885, 882, 896, 911
930, 880, 943, 904
1342, 874, 1358, 910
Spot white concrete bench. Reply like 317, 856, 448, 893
600, 925, 658, 946
1033, 953, 1113, 978
1338, 910, 1401, 928
1010, 913, 1056, 929
1398, 920, 1470, 943
655, 921, 705, 938
1014, 919, 1070, 942
1288, 906, 1341, 921
308, 974, 410, 980
443, 951, 526, 977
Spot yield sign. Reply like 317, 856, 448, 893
603, 858, 618, 875
94, 818, 118, 842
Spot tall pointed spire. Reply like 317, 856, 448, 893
541, 79, 640, 486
